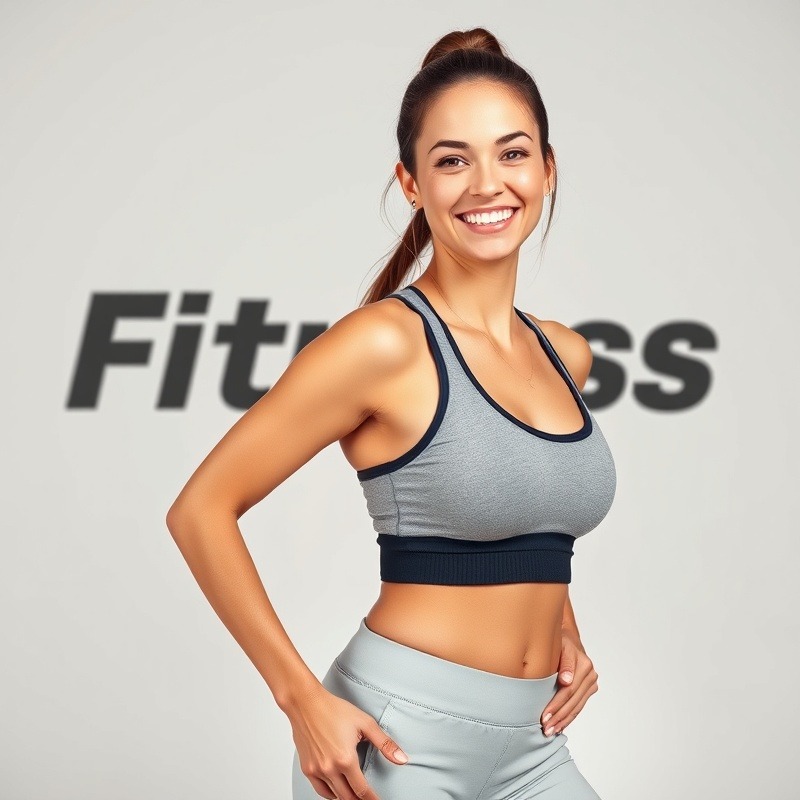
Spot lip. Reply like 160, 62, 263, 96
455, 206, 520, 234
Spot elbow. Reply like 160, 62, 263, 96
165, 497, 239, 542
165, 501, 194, 540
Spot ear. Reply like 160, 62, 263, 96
395, 161, 420, 206
544, 145, 556, 195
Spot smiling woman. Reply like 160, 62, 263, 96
167, 25, 614, 800
295, 29, 611, 799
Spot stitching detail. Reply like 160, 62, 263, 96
387, 472, 401, 536
362, 701, 396, 777
475, 728, 515, 800
334, 659, 541, 730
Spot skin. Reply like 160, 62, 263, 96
166, 78, 599, 800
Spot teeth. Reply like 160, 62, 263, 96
461, 208, 515, 225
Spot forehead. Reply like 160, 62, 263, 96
418, 79, 536, 147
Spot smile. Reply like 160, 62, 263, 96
455, 207, 519, 234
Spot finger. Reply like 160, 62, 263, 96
307, 775, 337, 799
540, 662, 594, 725
365, 726, 408, 765
540, 683, 575, 725
544, 679, 598, 736
545, 685, 589, 734
343, 762, 381, 800
554, 689, 595, 733
559, 669, 574, 685
557, 648, 578, 686
328, 771, 361, 800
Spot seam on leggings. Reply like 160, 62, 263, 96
475, 728, 515, 800
334, 659, 542, 730
362, 702, 396, 776
529, 752, 575, 789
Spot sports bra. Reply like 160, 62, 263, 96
356, 284, 617, 586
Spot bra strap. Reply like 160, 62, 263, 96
516, 311, 590, 413
385, 287, 456, 386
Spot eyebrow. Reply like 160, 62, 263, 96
427, 130, 533, 155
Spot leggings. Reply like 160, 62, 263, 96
291, 617, 601, 799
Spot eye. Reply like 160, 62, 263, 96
435, 155, 466, 168
503, 148, 530, 161
435, 149, 530, 169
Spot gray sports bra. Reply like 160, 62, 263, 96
357, 284, 617, 585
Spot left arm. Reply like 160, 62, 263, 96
533, 319, 600, 734
542, 587, 598, 735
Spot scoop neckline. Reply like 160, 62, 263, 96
406, 285, 593, 442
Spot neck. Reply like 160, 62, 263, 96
420, 258, 522, 344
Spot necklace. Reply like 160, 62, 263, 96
427, 273, 536, 389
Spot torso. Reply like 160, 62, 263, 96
364, 582, 567, 678
341, 280, 591, 680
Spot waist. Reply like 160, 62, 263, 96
377, 531, 575, 585
365, 581, 567, 679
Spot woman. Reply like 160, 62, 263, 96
167, 28, 616, 800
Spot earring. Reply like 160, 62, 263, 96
411, 199, 416, 211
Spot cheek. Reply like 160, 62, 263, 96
511, 168, 544, 196
425, 176, 462, 211
422, 182, 464, 240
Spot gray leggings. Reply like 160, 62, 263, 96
291, 617, 601, 799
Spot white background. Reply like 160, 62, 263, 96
2, 1, 798, 797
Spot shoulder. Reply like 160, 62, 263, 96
302, 294, 422, 376
257, 295, 423, 434
519, 310, 593, 391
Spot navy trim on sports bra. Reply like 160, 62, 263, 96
407, 285, 592, 442
377, 530, 575, 585
355, 293, 450, 481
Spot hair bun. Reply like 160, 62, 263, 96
421, 27, 506, 69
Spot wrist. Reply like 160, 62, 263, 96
561, 621, 585, 651
274, 671, 325, 716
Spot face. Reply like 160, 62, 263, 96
397, 79, 554, 267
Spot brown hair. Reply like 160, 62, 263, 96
358, 28, 558, 307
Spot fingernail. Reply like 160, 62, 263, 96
394, 749, 408, 763
561, 671, 573, 683
544, 726, 555, 737
542, 713, 552, 724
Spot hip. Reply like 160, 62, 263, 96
291, 615, 601, 799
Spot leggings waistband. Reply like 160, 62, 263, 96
334, 617, 559, 727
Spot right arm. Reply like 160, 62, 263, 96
165, 298, 413, 798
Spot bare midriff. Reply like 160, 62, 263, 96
364, 580, 568, 679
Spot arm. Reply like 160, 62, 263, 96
561, 588, 585, 653
165, 298, 415, 714
538, 322, 598, 733
530, 314, 595, 650
559, 328, 593, 651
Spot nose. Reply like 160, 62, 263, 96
469, 159, 504, 198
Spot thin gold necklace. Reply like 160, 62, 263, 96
427, 273, 536, 389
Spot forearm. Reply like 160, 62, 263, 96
166, 505, 322, 714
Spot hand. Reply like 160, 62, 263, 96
539, 627, 598, 737
286, 683, 409, 800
